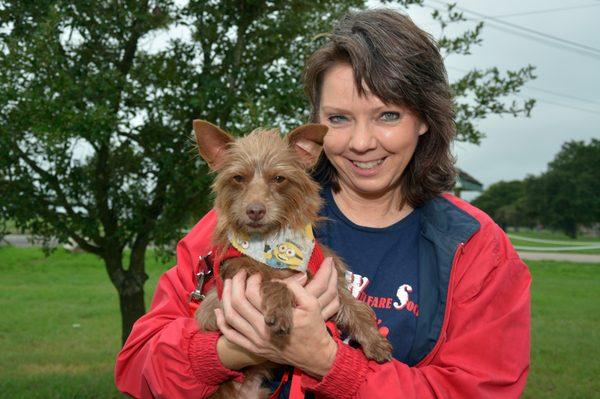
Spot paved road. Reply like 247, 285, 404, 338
1, 234, 59, 247
3, 234, 599, 264
518, 251, 600, 264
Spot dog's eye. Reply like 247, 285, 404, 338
273, 175, 286, 183
233, 175, 245, 183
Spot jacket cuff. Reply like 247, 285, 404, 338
187, 330, 244, 386
301, 339, 370, 398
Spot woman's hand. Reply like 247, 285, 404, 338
216, 334, 267, 370
304, 257, 341, 321
214, 257, 340, 378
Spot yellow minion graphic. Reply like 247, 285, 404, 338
230, 232, 251, 252
265, 241, 304, 269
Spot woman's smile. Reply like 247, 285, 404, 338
319, 63, 428, 199
346, 156, 387, 176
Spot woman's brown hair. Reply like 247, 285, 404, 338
304, 9, 456, 209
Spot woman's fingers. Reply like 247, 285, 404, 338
215, 308, 260, 353
304, 257, 340, 319
318, 263, 338, 303
244, 272, 263, 310
319, 265, 340, 319
285, 279, 319, 310
230, 271, 264, 325
281, 272, 308, 286
320, 294, 340, 320
305, 257, 333, 298
221, 274, 268, 342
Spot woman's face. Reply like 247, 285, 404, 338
318, 63, 428, 199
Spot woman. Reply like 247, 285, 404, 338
115, 9, 531, 398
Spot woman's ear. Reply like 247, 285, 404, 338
193, 120, 234, 170
286, 124, 329, 168
418, 120, 429, 136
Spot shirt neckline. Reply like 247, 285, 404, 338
323, 185, 421, 234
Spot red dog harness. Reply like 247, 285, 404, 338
188, 241, 339, 399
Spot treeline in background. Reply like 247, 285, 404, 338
472, 138, 599, 238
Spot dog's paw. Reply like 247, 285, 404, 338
264, 308, 293, 336
362, 335, 393, 363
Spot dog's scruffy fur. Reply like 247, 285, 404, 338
193, 120, 392, 399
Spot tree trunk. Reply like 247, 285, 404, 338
104, 250, 149, 345
566, 224, 578, 239
118, 272, 147, 345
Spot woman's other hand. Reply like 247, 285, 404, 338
214, 260, 339, 378
216, 335, 266, 370
305, 257, 341, 321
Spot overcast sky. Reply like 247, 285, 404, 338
146, 1, 599, 201
374, 0, 600, 199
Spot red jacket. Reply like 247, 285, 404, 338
115, 194, 531, 398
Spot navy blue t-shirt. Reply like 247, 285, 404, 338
315, 185, 421, 362
266, 185, 421, 397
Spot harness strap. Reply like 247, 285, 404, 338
268, 367, 293, 399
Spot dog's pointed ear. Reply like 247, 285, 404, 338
193, 119, 234, 170
286, 124, 328, 168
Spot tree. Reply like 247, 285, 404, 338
0, 1, 536, 343
471, 180, 526, 230
523, 139, 600, 238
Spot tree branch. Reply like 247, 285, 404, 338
93, 141, 117, 246
14, 145, 103, 249
29, 191, 103, 255
217, 1, 253, 125
129, 172, 168, 274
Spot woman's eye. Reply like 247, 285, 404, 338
327, 114, 348, 124
380, 111, 400, 121
233, 175, 245, 183
273, 175, 286, 183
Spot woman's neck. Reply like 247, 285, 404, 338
332, 183, 414, 228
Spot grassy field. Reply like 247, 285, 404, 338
0, 247, 167, 398
508, 228, 600, 242
507, 228, 600, 255
509, 238, 600, 255
0, 247, 598, 398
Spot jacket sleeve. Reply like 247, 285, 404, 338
300, 224, 531, 399
114, 211, 244, 399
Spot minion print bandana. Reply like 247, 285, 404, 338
227, 225, 316, 273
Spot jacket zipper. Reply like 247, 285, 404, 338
416, 242, 465, 367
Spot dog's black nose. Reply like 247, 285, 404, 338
247, 203, 266, 221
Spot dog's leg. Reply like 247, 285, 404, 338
195, 289, 220, 331
335, 287, 392, 362
220, 257, 265, 280
325, 254, 393, 363
261, 280, 294, 347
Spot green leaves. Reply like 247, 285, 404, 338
0, 0, 539, 255
0, 1, 541, 338
451, 65, 536, 143
0, 0, 364, 262
475, 139, 600, 237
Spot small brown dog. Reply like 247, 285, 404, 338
193, 120, 392, 398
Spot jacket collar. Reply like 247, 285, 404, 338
421, 194, 481, 250
405, 195, 480, 366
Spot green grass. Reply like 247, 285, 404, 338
0, 247, 598, 398
507, 228, 600, 254
523, 261, 600, 398
508, 228, 600, 242
509, 238, 600, 255
0, 247, 173, 399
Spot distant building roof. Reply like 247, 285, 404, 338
455, 169, 483, 192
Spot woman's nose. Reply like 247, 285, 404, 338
348, 121, 377, 153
